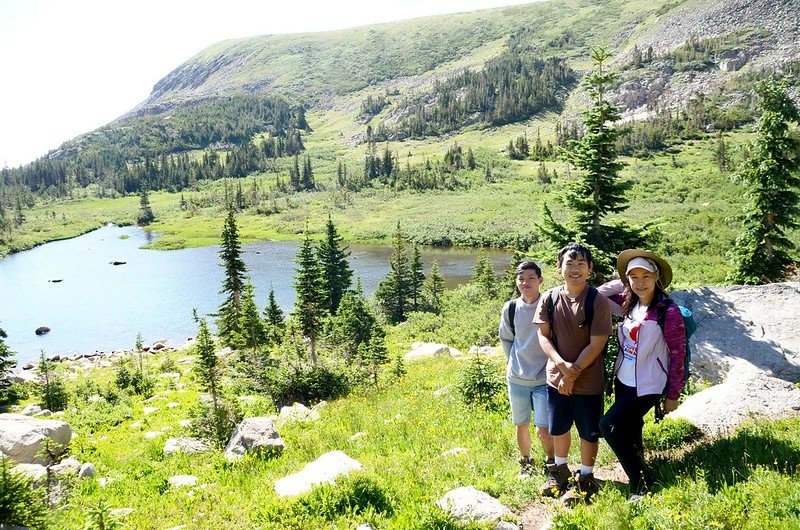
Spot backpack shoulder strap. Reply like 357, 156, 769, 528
507, 299, 517, 336
584, 286, 598, 328
546, 287, 560, 322
655, 297, 674, 333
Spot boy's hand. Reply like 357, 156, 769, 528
560, 361, 582, 383
557, 378, 574, 395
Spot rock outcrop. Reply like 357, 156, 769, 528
435, 486, 512, 525
274, 450, 364, 497
0, 413, 72, 464
224, 417, 284, 461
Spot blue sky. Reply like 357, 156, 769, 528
0, 0, 537, 168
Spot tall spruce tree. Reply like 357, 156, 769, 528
729, 77, 800, 284
361, 327, 389, 387
409, 243, 425, 312
472, 251, 499, 299
195, 319, 220, 410
264, 286, 285, 346
239, 282, 266, 350
375, 222, 411, 323
0, 326, 16, 406
423, 259, 446, 314
537, 47, 651, 277
504, 247, 527, 299
137, 188, 155, 226
318, 216, 353, 314
217, 209, 248, 347
292, 229, 325, 364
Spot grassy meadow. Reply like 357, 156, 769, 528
12, 339, 800, 529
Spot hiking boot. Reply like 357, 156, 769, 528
560, 472, 599, 506
518, 456, 534, 477
539, 462, 571, 497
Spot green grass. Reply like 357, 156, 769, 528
14, 340, 800, 529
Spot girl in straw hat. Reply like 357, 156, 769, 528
597, 249, 687, 502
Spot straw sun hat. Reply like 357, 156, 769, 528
616, 249, 673, 288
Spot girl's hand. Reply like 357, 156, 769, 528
663, 398, 679, 414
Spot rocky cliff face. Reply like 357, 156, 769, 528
607, 0, 800, 118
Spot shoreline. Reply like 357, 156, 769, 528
10, 337, 197, 383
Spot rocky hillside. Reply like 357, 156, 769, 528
130, 0, 799, 120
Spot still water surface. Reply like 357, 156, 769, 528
0, 225, 509, 364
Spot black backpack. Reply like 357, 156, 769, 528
545, 285, 599, 331
507, 298, 518, 336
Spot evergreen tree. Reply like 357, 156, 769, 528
472, 251, 499, 299
192, 318, 239, 447
292, 229, 325, 364
423, 259, 446, 313
264, 286, 285, 346
0, 326, 16, 406
302, 155, 315, 190
409, 243, 426, 312
194, 319, 221, 409
375, 222, 411, 323
137, 188, 155, 225
327, 286, 378, 361
729, 77, 800, 284
36, 351, 69, 412
504, 247, 528, 299
715, 131, 732, 173
317, 216, 353, 314
217, 209, 248, 348
361, 327, 389, 387
289, 155, 301, 191
537, 47, 651, 277
466, 147, 477, 170
239, 282, 266, 350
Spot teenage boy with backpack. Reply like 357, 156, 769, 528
534, 243, 612, 505
499, 260, 554, 484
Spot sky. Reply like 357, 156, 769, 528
0, 0, 539, 169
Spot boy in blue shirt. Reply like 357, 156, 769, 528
499, 260, 554, 489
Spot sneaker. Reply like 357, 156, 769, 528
540, 462, 571, 497
626, 493, 645, 503
560, 472, 599, 506
518, 456, 534, 477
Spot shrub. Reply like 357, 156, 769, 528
261, 473, 394, 525
114, 357, 154, 397
158, 357, 179, 373
83, 498, 120, 530
188, 397, 243, 448
457, 353, 505, 411
643, 416, 704, 451
0, 456, 49, 529
36, 352, 69, 412
270, 362, 350, 408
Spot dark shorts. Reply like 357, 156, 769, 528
547, 385, 604, 442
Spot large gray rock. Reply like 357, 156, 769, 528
672, 364, 800, 435
274, 450, 364, 497
0, 413, 72, 464
162, 437, 210, 455
11, 463, 48, 487
278, 402, 320, 424
9, 370, 39, 384
21, 404, 42, 416
168, 474, 198, 488
224, 417, 284, 461
435, 486, 512, 524
404, 342, 458, 361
